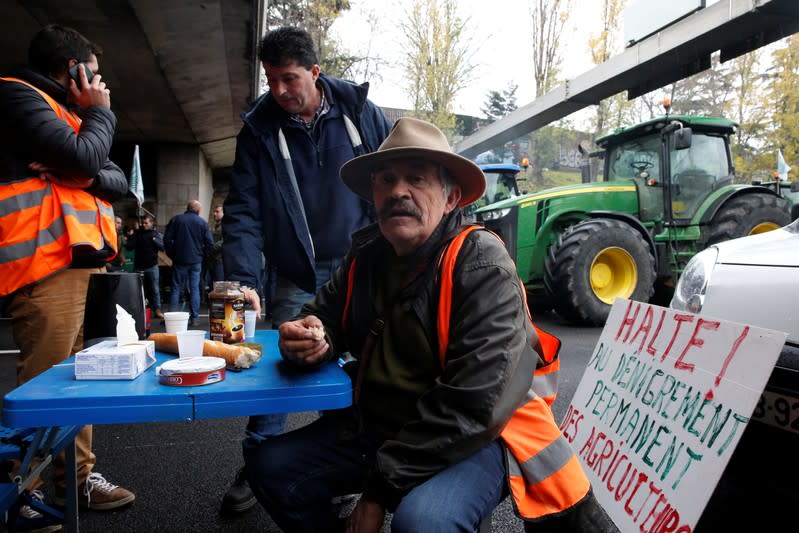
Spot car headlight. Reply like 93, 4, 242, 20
478, 208, 511, 221
670, 247, 718, 313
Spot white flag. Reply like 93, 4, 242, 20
777, 149, 791, 181
130, 144, 145, 206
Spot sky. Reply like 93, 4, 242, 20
331, 0, 604, 118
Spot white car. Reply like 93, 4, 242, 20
671, 219, 799, 529
671, 219, 799, 435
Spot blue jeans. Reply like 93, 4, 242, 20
169, 262, 201, 321
245, 258, 343, 446
138, 265, 162, 311
244, 414, 506, 532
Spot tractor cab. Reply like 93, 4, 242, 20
597, 113, 737, 225
465, 163, 522, 219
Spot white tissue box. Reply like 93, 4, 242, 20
74, 340, 156, 380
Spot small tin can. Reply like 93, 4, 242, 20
156, 357, 226, 386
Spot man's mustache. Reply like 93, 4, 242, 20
378, 198, 422, 221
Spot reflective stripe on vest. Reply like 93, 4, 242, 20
0, 77, 117, 297
436, 225, 590, 521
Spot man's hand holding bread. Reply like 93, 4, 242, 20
278, 316, 328, 366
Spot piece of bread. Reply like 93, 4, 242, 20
149, 333, 262, 368
149, 332, 180, 353
202, 339, 261, 368
308, 325, 325, 341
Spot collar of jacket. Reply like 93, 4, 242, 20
9, 64, 69, 106
240, 73, 370, 133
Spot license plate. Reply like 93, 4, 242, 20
751, 390, 799, 434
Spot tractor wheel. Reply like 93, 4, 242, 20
705, 193, 789, 246
544, 218, 656, 326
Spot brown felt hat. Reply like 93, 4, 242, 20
340, 117, 486, 207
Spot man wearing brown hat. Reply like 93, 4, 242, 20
243, 118, 612, 532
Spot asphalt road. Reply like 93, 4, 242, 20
1, 307, 795, 532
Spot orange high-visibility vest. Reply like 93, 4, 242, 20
437, 225, 589, 521
342, 225, 591, 521
0, 77, 117, 297
436, 225, 560, 405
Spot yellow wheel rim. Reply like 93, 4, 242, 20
749, 221, 780, 235
590, 247, 638, 304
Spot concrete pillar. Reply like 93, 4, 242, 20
155, 144, 214, 229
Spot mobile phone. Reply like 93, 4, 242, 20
68, 63, 95, 85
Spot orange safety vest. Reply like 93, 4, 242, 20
438, 226, 589, 521
342, 225, 591, 521
0, 77, 117, 297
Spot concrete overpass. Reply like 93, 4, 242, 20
455, 0, 799, 158
0, 0, 263, 224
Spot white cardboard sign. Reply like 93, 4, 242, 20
560, 298, 786, 532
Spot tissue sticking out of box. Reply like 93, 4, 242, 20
116, 304, 139, 346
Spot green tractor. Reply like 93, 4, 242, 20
474, 114, 798, 326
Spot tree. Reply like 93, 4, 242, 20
400, 0, 476, 137
481, 83, 518, 123
479, 83, 520, 163
587, 0, 626, 136
338, 7, 388, 84
668, 53, 734, 118
530, 0, 571, 97
528, 0, 571, 185
768, 35, 799, 178
724, 49, 772, 181
263, 1, 356, 78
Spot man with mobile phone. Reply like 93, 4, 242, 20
0, 24, 135, 529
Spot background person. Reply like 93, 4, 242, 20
106, 216, 126, 272
125, 214, 165, 318
221, 25, 392, 514
204, 204, 225, 295
0, 23, 135, 522
243, 118, 610, 532
164, 199, 213, 327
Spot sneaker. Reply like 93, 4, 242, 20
189, 319, 200, 327
220, 467, 256, 514
54, 472, 135, 511
15, 489, 62, 533
153, 309, 165, 319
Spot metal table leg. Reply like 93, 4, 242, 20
64, 438, 78, 532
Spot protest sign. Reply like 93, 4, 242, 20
561, 298, 786, 532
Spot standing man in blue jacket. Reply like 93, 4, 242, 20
125, 214, 165, 318
164, 200, 214, 327
221, 25, 392, 514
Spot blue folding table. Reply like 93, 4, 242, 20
1, 329, 352, 532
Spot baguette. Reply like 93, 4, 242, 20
149, 332, 262, 368
149, 332, 180, 354
202, 339, 261, 368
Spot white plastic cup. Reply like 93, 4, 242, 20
176, 330, 206, 359
164, 312, 189, 334
244, 310, 257, 339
